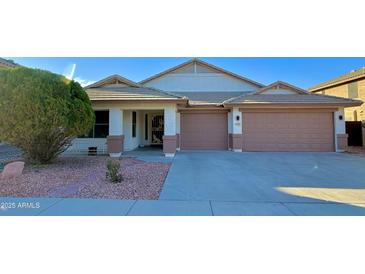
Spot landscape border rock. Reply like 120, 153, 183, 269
0, 161, 25, 180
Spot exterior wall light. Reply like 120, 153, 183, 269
236, 115, 240, 121
339, 115, 343, 120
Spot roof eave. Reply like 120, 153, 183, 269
85, 75, 141, 89
309, 74, 365, 92
223, 101, 362, 107
89, 98, 188, 103
139, 58, 265, 88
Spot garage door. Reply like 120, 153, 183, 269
243, 112, 334, 151
180, 112, 228, 150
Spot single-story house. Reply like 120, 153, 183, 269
66, 58, 362, 157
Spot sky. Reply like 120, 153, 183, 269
8, 57, 365, 89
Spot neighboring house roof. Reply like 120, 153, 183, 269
0, 58, 18, 68
139, 58, 265, 88
309, 67, 365, 92
86, 86, 187, 101
224, 93, 361, 106
171, 91, 246, 105
85, 74, 140, 88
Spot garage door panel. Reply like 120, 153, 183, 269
181, 112, 228, 150
243, 112, 334, 152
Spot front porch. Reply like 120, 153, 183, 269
107, 104, 179, 157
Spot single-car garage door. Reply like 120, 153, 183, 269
243, 111, 334, 151
180, 111, 228, 150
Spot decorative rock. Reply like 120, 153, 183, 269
0, 161, 25, 180
0, 157, 170, 199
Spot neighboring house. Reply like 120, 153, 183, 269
0, 58, 18, 68
309, 67, 365, 146
65, 58, 361, 157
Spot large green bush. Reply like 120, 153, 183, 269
0, 67, 94, 164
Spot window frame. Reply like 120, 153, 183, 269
80, 110, 109, 138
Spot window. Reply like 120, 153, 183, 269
348, 82, 359, 98
80, 110, 109, 138
145, 113, 148, 140
132, 111, 137, 138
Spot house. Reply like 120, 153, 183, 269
66, 58, 361, 157
309, 67, 365, 146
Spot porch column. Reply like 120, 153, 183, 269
176, 112, 181, 151
163, 105, 177, 157
232, 107, 243, 152
334, 107, 347, 152
107, 108, 124, 157
228, 111, 233, 150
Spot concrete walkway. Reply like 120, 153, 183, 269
1, 196, 365, 216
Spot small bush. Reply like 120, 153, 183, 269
106, 159, 123, 183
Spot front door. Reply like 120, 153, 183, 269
151, 114, 164, 145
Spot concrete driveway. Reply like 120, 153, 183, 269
160, 151, 365, 215
2, 151, 365, 216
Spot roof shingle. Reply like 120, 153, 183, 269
171, 91, 247, 104
224, 93, 362, 106
86, 87, 185, 101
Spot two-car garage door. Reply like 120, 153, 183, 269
180, 110, 334, 152
242, 111, 334, 151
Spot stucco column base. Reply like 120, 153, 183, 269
107, 135, 124, 157
228, 134, 233, 150
336, 133, 348, 152
232, 134, 243, 152
163, 135, 177, 157
176, 133, 181, 151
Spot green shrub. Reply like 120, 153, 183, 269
0, 67, 94, 164
106, 159, 123, 183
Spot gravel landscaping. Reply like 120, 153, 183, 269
0, 156, 171, 199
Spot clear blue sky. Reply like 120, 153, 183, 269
9, 57, 365, 89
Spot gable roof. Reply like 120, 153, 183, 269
309, 67, 365, 92
85, 74, 140, 88
139, 58, 265, 88
86, 86, 187, 102
254, 81, 309, 94
224, 81, 362, 107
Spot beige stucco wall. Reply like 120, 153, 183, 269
323, 79, 365, 121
